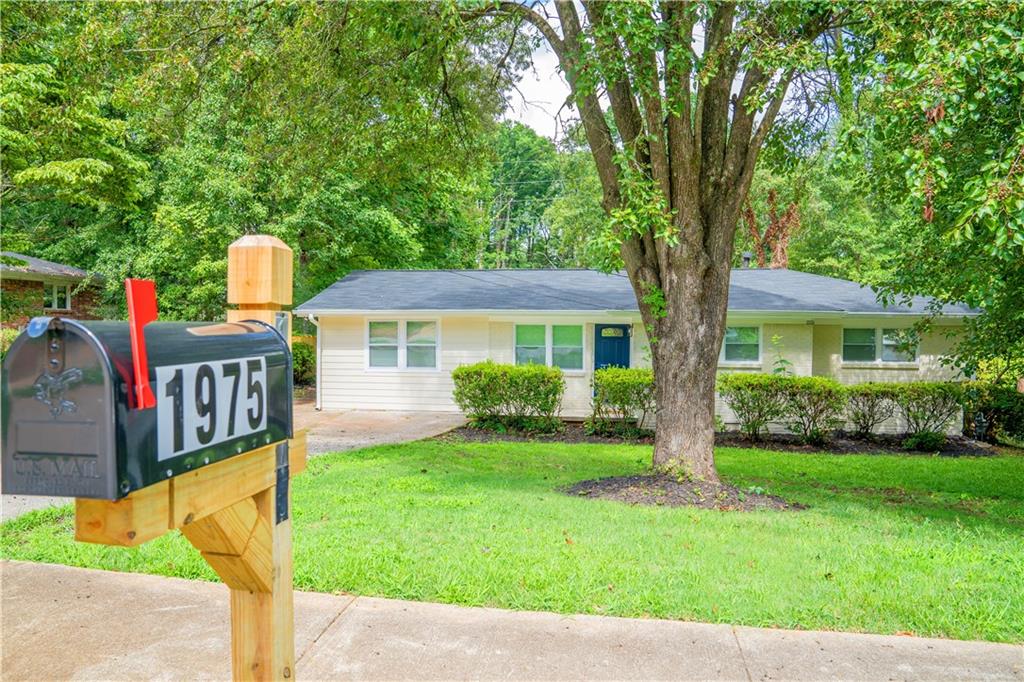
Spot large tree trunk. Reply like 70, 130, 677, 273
644, 256, 731, 483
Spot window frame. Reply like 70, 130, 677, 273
842, 326, 919, 366
365, 319, 441, 372
513, 323, 586, 374
44, 282, 72, 311
718, 325, 762, 366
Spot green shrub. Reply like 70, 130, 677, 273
588, 367, 655, 437
452, 361, 565, 432
779, 376, 846, 445
291, 340, 316, 386
961, 381, 1024, 443
891, 381, 963, 436
902, 430, 946, 452
846, 383, 899, 438
717, 373, 788, 440
0, 328, 20, 363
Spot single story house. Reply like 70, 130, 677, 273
0, 252, 104, 329
295, 268, 975, 432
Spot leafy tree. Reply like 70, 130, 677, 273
471, 1, 844, 479
484, 122, 560, 267
853, 1, 1024, 378
1, 1, 506, 319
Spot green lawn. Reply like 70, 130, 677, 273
3, 440, 1023, 643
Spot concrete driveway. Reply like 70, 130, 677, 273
294, 399, 464, 455
0, 400, 463, 521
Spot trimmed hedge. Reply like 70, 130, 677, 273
452, 361, 565, 432
892, 381, 963, 440
291, 340, 316, 386
717, 373, 789, 440
718, 374, 969, 446
588, 367, 655, 436
846, 383, 899, 438
779, 376, 846, 445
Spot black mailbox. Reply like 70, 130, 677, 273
2, 317, 292, 499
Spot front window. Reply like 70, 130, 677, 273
369, 321, 399, 367
44, 283, 71, 311
882, 328, 917, 362
721, 326, 759, 362
368, 320, 438, 369
843, 327, 918, 363
842, 328, 876, 362
406, 321, 437, 368
515, 325, 547, 365
515, 323, 584, 370
552, 325, 583, 370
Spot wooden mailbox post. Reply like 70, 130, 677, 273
74, 235, 303, 681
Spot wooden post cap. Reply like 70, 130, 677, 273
227, 235, 293, 307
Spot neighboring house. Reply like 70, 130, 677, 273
0, 252, 104, 329
295, 268, 975, 432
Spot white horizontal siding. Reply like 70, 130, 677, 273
319, 315, 489, 412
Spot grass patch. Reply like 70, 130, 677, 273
3, 441, 1023, 643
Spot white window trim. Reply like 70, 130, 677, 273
365, 319, 442, 372
513, 323, 586, 375
43, 282, 72, 311
718, 325, 762, 367
841, 327, 920, 367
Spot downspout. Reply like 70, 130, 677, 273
306, 314, 322, 411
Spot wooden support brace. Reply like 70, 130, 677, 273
182, 496, 274, 593
75, 480, 170, 547
74, 430, 306, 542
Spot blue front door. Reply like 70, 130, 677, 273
594, 324, 631, 370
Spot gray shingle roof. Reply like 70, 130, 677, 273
294, 268, 975, 316
0, 251, 100, 282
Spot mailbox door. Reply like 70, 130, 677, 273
1, 321, 119, 499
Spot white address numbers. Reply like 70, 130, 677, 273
155, 356, 268, 461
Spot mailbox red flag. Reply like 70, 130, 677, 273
125, 278, 158, 409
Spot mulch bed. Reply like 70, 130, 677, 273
440, 424, 1000, 457
714, 431, 999, 457
564, 474, 802, 511
440, 423, 654, 445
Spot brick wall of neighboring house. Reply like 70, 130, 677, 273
0, 278, 105, 329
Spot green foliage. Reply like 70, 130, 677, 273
852, 2, 1024, 375
845, 383, 899, 439
961, 381, 1024, 444
778, 377, 846, 445
0, 285, 40, 326
891, 381, 964, 437
901, 431, 947, 453
452, 361, 565, 433
291, 340, 315, 387
716, 373, 789, 440
768, 334, 794, 376
0, 59, 148, 209
5, 441, 1023, 643
0, 328, 20, 362
1, 1, 508, 320
588, 367, 655, 437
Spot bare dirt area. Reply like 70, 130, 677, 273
564, 474, 802, 511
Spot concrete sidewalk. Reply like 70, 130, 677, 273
1, 561, 1020, 681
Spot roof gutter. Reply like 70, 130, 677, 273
293, 307, 978, 319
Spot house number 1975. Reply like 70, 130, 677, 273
156, 356, 267, 461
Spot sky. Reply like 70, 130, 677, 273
501, 42, 574, 141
